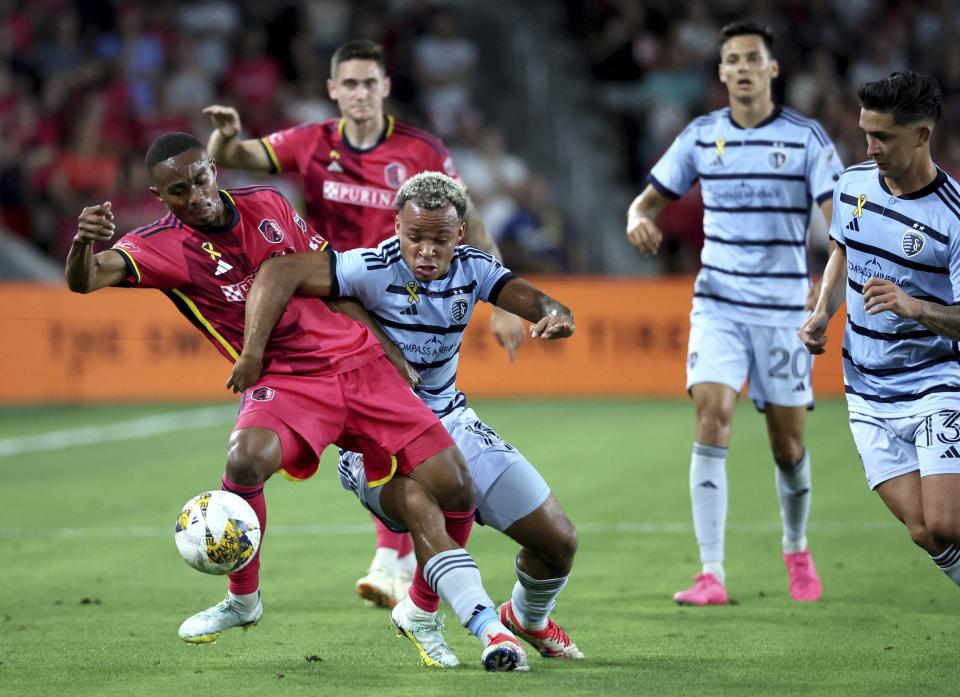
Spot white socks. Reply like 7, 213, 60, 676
931, 545, 960, 586
511, 563, 568, 631
228, 590, 260, 613
777, 451, 812, 553
690, 442, 728, 582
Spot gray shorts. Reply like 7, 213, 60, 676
337, 406, 550, 532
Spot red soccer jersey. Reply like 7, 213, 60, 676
109, 185, 382, 376
259, 116, 462, 250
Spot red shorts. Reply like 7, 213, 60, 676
234, 355, 454, 484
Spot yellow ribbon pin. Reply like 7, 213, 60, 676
715, 138, 725, 157
853, 194, 867, 218
405, 280, 420, 304
201, 241, 221, 261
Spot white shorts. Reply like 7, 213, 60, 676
686, 313, 813, 409
338, 406, 550, 533
849, 409, 960, 489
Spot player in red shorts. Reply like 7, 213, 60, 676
64, 132, 528, 672
204, 38, 526, 607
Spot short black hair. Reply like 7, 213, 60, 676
331, 39, 386, 77
718, 20, 775, 54
858, 71, 943, 125
144, 132, 205, 171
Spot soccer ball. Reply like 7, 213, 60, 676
174, 491, 261, 575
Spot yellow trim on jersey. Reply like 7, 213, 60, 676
337, 118, 346, 138
367, 455, 398, 488
112, 247, 141, 284
277, 467, 314, 482
220, 189, 236, 206
385, 115, 395, 139
170, 288, 240, 360
259, 138, 283, 173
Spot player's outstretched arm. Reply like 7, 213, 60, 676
799, 241, 847, 355
227, 251, 333, 392
626, 184, 670, 255
494, 278, 574, 340
863, 278, 960, 340
325, 297, 421, 388
203, 105, 272, 172
463, 196, 526, 361
65, 202, 130, 293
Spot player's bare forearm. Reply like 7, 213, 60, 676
66, 203, 127, 292
495, 278, 574, 339
242, 253, 331, 359
914, 302, 960, 340
815, 242, 847, 318
626, 185, 669, 255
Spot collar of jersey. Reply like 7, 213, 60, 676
189, 190, 241, 235
727, 104, 782, 130
877, 166, 946, 200
338, 115, 395, 154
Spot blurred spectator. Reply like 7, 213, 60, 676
497, 176, 578, 274
413, 6, 478, 138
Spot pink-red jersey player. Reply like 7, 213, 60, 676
64, 132, 528, 672
205, 39, 526, 608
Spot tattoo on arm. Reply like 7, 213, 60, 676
918, 303, 960, 340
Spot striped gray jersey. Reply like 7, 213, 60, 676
831, 162, 960, 416
648, 106, 843, 327
333, 238, 515, 416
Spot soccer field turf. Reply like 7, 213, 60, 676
2, 399, 957, 697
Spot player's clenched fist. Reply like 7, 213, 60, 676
626, 217, 663, 255
798, 311, 830, 355
203, 105, 242, 139
75, 202, 115, 245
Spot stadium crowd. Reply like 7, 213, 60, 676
0, 0, 576, 272
569, 0, 960, 271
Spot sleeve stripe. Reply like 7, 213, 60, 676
646, 174, 682, 200
111, 248, 141, 284
259, 138, 282, 174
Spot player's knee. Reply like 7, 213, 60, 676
694, 408, 732, 444
925, 514, 960, 547
225, 429, 281, 486
423, 446, 474, 512
905, 519, 939, 553
772, 442, 805, 470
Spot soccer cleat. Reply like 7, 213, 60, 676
481, 633, 529, 672
391, 600, 460, 669
178, 594, 263, 644
673, 573, 729, 606
498, 600, 584, 659
784, 549, 822, 601
356, 565, 398, 608
393, 570, 413, 602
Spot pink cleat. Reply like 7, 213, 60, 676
784, 549, 822, 601
673, 573, 729, 606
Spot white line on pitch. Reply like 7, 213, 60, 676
0, 405, 236, 458
0, 520, 898, 540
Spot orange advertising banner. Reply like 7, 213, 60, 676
0, 280, 847, 403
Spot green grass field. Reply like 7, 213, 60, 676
2, 399, 957, 697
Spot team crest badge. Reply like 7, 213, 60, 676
385, 162, 407, 189
902, 230, 925, 257
114, 239, 140, 253
258, 219, 284, 244
450, 298, 468, 322
250, 387, 275, 402
768, 148, 787, 169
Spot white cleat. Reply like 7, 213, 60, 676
357, 565, 399, 608
391, 598, 460, 669
178, 594, 263, 644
